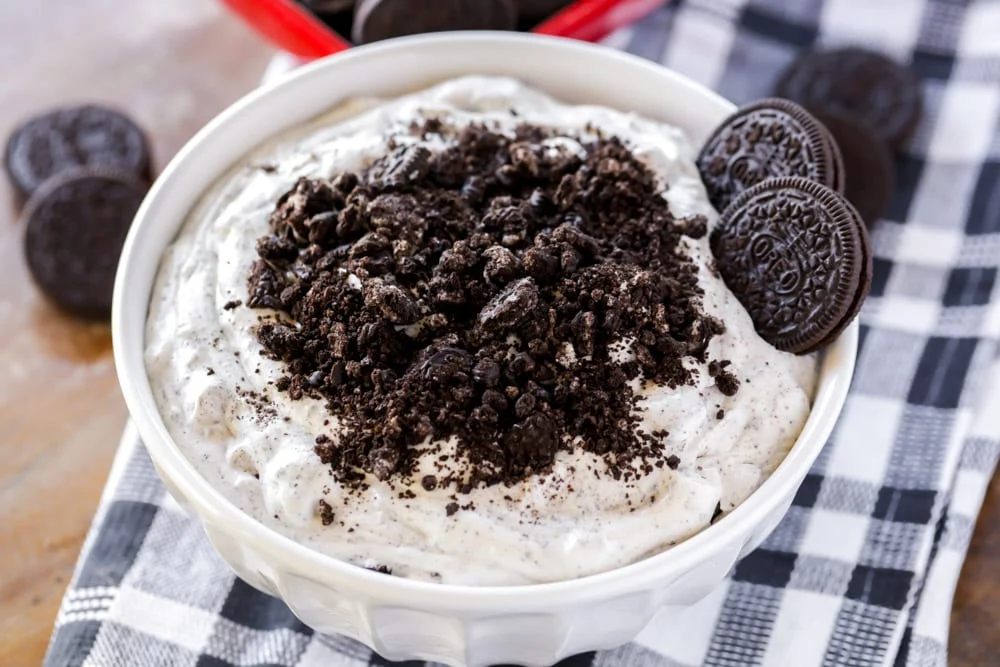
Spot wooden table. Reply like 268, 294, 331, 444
0, 3, 994, 665
0, 2, 274, 663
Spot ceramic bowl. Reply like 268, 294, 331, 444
112, 32, 857, 666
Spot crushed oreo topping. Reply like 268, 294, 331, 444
317, 499, 335, 526
247, 122, 735, 496
708, 359, 741, 397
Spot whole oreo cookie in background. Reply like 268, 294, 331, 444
775, 47, 923, 149
516, 0, 573, 21
4, 105, 151, 203
710, 176, 869, 355
353, 0, 518, 44
696, 98, 839, 214
812, 110, 894, 228
300, 1, 355, 40
23, 167, 147, 319
300, 0, 355, 12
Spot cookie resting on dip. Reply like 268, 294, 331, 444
144, 77, 818, 586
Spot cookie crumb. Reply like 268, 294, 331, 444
246, 123, 728, 498
318, 499, 335, 526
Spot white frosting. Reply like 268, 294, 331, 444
145, 77, 817, 585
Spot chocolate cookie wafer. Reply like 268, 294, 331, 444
23, 167, 146, 319
710, 176, 867, 354
301, 0, 355, 12
516, 0, 573, 21
5, 105, 151, 203
813, 110, 894, 228
775, 47, 923, 149
814, 213, 872, 352
352, 0, 517, 44
697, 98, 839, 214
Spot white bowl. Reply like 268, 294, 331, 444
112, 32, 857, 667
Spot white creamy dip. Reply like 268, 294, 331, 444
145, 77, 817, 585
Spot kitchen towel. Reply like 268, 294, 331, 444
45, 0, 1000, 664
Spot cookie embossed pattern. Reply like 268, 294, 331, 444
696, 97, 872, 356
5, 104, 155, 320
112, 34, 858, 665
696, 98, 839, 214
709, 177, 868, 355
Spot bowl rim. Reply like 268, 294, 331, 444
112, 31, 857, 609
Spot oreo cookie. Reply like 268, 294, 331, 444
301, 0, 355, 12
516, 0, 573, 21
815, 214, 872, 352
5, 105, 151, 202
710, 176, 868, 355
23, 168, 147, 319
813, 110, 894, 227
775, 47, 923, 149
696, 98, 838, 214
352, 0, 517, 44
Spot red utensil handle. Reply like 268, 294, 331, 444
220, 0, 667, 59
220, 0, 351, 59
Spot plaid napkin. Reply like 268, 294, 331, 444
45, 0, 1000, 665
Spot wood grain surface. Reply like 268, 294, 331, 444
0, 2, 994, 665
0, 1, 273, 664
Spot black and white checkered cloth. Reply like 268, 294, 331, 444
45, 0, 1000, 665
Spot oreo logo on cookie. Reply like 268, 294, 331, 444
710, 176, 870, 355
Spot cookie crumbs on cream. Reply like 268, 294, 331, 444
145, 76, 817, 585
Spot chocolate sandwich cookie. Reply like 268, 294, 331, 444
814, 213, 872, 352
300, 0, 355, 12
818, 120, 846, 195
23, 167, 147, 319
697, 98, 838, 214
516, 0, 573, 21
5, 105, 151, 203
775, 47, 923, 149
710, 176, 868, 355
813, 110, 894, 228
352, 0, 517, 44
